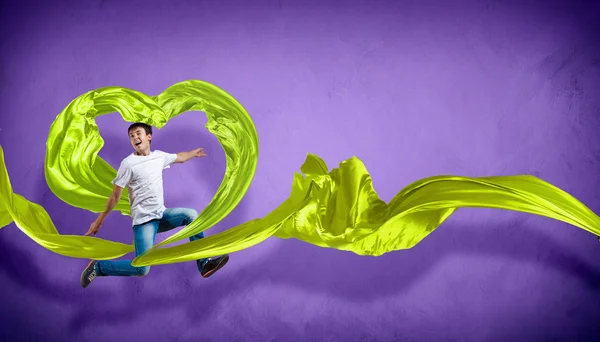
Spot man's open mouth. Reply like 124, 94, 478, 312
135, 141, 142, 146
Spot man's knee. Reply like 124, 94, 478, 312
135, 266, 150, 277
185, 208, 198, 224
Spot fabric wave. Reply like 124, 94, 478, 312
1, 80, 599, 266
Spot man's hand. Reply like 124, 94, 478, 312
192, 148, 207, 158
85, 217, 103, 236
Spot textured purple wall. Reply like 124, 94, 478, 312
1, 0, 600, 341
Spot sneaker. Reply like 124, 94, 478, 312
200, 255, 229, 278
80, 260, 99, 288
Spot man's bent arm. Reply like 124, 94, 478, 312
97, 185, 123, 222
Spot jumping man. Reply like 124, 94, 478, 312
80, 122, 229, 288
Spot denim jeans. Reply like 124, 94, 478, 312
95, 208, 207, 277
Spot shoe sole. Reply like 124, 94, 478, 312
80, 260, 96, 288
202, 255, 229, 278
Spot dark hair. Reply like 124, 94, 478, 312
128, 122, 153, 143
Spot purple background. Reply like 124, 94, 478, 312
1, 0, 600, 341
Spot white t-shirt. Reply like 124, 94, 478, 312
112, 150, 178, 225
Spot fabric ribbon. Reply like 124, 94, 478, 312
1, 80, 598, 266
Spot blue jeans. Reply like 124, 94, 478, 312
95, 208, 207, 277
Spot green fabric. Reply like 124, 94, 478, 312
1, 80, 599, 267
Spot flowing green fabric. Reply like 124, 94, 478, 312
44, 80, 259, 249
1, 80, 599, 267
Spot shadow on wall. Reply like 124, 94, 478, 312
0, 214, 599, 334
8, 114, 599, 336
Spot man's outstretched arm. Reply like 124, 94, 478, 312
84, 185, 124, 236
175, 148, 207, 163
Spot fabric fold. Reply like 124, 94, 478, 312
1, 80, 598, 266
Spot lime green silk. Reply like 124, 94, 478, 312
1, 80, 599, 266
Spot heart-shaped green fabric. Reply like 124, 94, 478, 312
44, 80, 258, 250
1, 80, 599, 268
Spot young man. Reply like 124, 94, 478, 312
80, 122, 229, 288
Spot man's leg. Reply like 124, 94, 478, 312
80, 220, 158, 287
158, 208, 207, 269
159, 208, 229, 277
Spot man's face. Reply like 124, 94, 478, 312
129, 127, 151, 152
